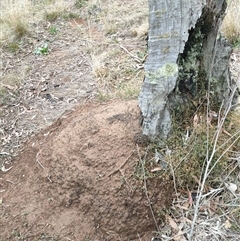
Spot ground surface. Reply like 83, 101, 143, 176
0, 1, 174, 240
0, 0, 148, 159
0, 100, 173, 240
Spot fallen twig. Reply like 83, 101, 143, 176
36, 151, 45, 170
1, 166, 13, 173
189, 74, 239, 240
112, 44, 145, 63
107, 151, 134, 177
119, 168, 133, 192
137, 233, 142, 241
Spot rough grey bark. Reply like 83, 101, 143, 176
139, 0, 233, 140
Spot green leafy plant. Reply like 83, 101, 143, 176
34, 43, 49, 55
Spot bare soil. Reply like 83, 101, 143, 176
0, 100, 173, 240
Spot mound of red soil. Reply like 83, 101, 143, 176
0, 100, 173, 241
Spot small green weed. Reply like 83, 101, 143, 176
34, 43, 49, 55
229, 207, 240, 232
49, 26, 57, 35
22, 211, 30, 216
105, 24, 118, 35
137, 49, 147, 59
38, 233, 58, 240
116, 84, 140, 99
0, 86, 20, 104
11, 229, 21, 238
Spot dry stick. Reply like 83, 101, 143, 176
189, 80, 238, 239
107, 151, 134, 177
112, 44, 144, 63
137, 233, 142, 241
188, 25, 237, 238
36, 151, 45, 170
207, 129, 240, 176
136, 144, 160, 233
168, 152, 187, 225
221, 161, 239, 185
36, 149, 51, 182
119, 168, 134, 192
214, 124, 240, 153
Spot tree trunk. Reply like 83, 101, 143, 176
139, 0, 233, 140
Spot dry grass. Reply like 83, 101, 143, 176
0, 0, 71, 44
82, 0, 148, 99
140, 86, 240, 240
222, 0, 240, 46
0, 0, 148, 100
148, 105, 240, 190
0, 0, 32, 43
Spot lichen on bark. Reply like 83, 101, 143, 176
146, 63, 178, 84
139, 0, 233, 140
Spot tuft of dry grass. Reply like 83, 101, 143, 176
0, 0, 32, 43
0, 0, 71, 44
42, 1, 71, 22
222, 0, 240, 46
